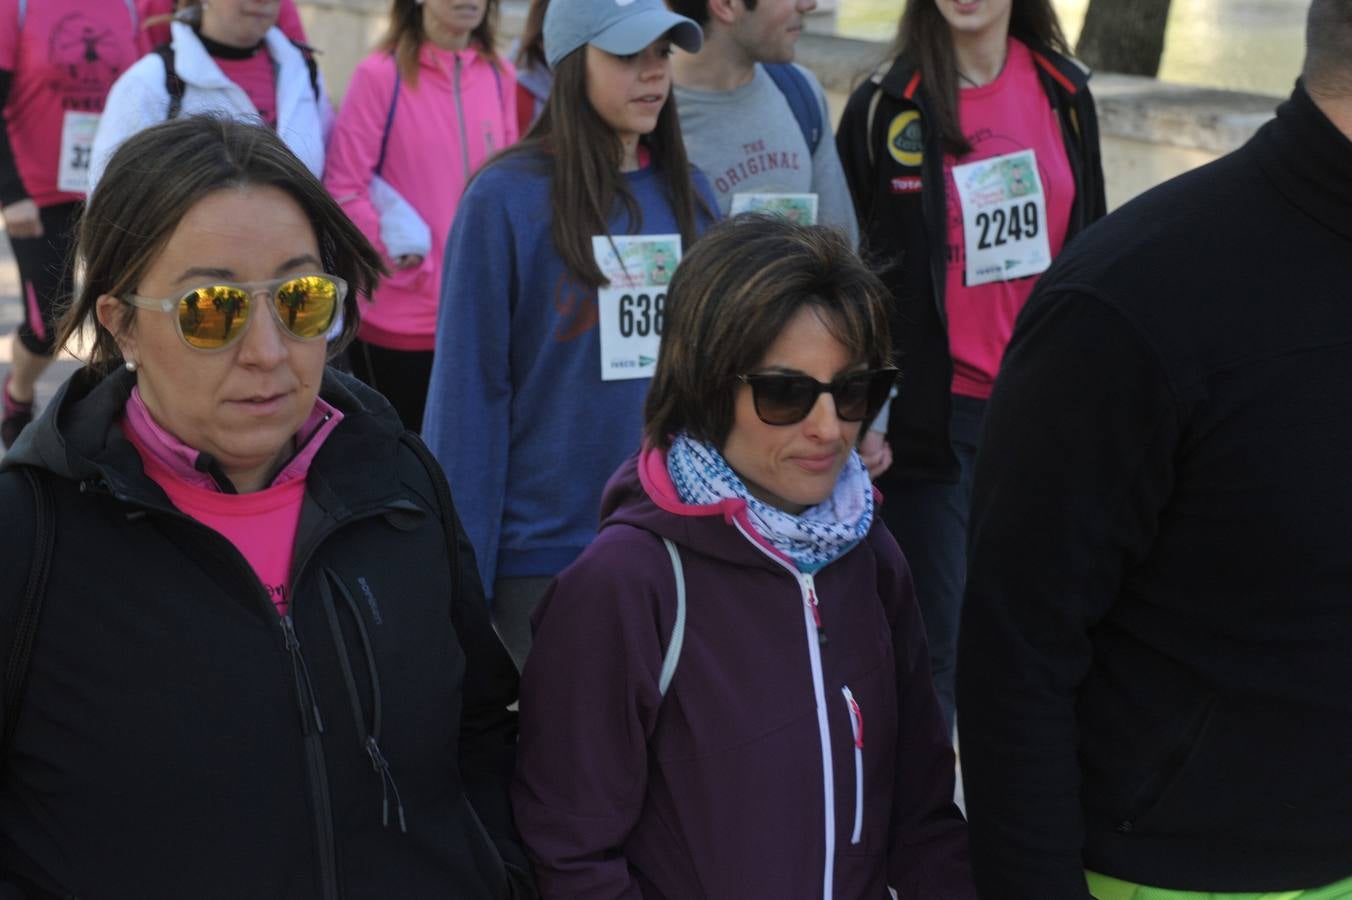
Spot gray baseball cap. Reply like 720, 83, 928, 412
543, 0, 703, 69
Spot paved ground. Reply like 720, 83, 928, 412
0, 226, 83, 464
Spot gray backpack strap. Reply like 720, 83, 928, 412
16, 0, 24, 30
658, 537, 686, 697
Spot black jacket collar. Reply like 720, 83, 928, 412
3, 365, 412, 516
1254, 80, 1352, 244
878, 39, 1091, 101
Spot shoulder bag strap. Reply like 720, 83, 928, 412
4, 466, 55, 757
373, 63, 401, 177
658, 537, 686, 697
398, 431, 464, 606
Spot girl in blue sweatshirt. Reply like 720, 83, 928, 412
422, 0, 717, 669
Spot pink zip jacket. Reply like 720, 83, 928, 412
325, 46, 517, 351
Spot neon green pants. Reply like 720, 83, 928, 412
1087, 870, 1352, 900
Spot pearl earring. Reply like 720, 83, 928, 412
125, 360, 138, 373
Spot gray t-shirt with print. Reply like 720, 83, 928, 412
674, 63, 859, 246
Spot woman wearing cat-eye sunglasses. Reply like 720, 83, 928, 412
514, 215, 974, 898
0, 117, 533, 898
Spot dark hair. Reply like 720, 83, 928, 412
143, 0, 198, 31
58, 115, 384, 371
495, 45, 709, 289
515, 0, 549, 72
891, 0, 1069, 156
667, 0, 758, 29
1304, 0, 1352, 99
381, 0, 502, 87
644, 216, 892, 449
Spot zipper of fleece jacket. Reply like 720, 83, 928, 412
211, 533, 345, 900
840, 686, 864, 845
92, 481, 396, 900
452, 56, 472, 189
731, 517, 836, 900
280, 612, 340, 900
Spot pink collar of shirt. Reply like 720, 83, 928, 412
122, 386, 344, 492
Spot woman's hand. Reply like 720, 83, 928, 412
3, 199, 42, 239
859, 430, 893, 480
394, 253, 424, 270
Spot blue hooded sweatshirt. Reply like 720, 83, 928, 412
422, 150, 717, 594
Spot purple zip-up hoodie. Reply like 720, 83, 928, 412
512, 447, 975, 899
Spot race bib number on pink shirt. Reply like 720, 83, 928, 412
951, 148, 1052, 286
0, 0, 138, 203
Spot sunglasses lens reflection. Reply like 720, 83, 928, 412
175, 276, 339, 350
274, 275, 338, 340
178, 285, 250, 350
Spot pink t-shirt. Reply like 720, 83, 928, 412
215, 51, 277, 127
0, 0, 139, 206
122, 387, 344, 618
144, 454, 306, 616
942, 38, 1074, 399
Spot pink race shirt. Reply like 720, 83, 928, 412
122, 388, 344, 618
215, 52, 277, 127
0, 0, 139, 206
144, 457, 306, 617
942, 38, 1074, 399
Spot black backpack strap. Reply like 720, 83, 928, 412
289, 39, 322, 103
4, 467, 55, 756
398, 432, 464, 606
155, 43, 186, 120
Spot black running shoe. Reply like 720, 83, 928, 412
1, 374, 34, 449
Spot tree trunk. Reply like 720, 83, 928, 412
1075, 0, 1173, 77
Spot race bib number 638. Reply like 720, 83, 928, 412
592, 235, 681, 381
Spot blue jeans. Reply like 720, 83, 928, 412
880, 394, 985, 736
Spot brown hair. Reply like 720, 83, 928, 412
495, 46, 710, 289
381, 0, 502, 87
644, 216, 892, 449
143, 0, 199, 32
1304, 0, 1352, 99
59, 115, 384, 372
515, 0, 549, 72
891, 0, 1069, 156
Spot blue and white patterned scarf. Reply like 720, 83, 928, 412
666, 433, 873, 573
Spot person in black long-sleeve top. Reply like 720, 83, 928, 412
957, 2, 1352, 897
0, 1, 138, 448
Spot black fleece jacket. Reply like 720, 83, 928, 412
0, 367, 534, 899
836, 42, 1106, 484
958, 83, 1352, 898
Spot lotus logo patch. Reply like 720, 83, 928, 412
887, 110, 923, 167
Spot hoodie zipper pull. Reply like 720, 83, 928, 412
803, 574, 828, 647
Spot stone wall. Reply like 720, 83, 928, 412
295, 0, 1284, 209
295, 0, 388, 98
